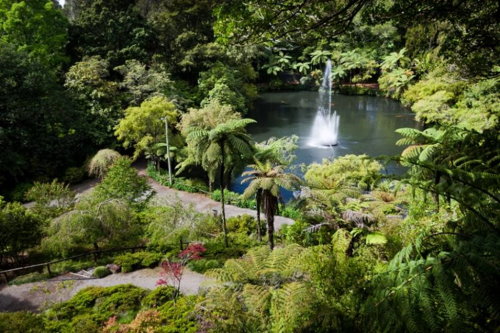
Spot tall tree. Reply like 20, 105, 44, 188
0, 198, 43, 265
0, 0, 69, 69
115, 96, 180, 169
0, 43, 87, 189
178, 100, 255, 247
241, 161, 301, 249
67, 0, 155, 67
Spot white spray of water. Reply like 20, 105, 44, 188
308, 59, 340, 147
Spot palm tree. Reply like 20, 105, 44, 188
179, 117, 256, 247
241, 160, 301, 249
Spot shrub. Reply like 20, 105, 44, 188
279, 205, 302, 219
63, 167, 86, 184
156, 296, 200, 332
211, 189, 256, 209
204, 240, 247, 260
0, 312, 45, 333
147, 165, 209, 193
279, 220, 332, 246
187, 258, 222, 273
45, 284, 148, 330
114, 252, 163, 273
227, 214, 256, 234
9, 182, 33, 202
141, 286, 177, 308
9, 272, 49, 285
92, 266, 111, 278
93, 157, 151, 205
104, 296, 201, 333
87, 149, 121, 179
25, 180, 76, 219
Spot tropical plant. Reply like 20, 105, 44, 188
263, 51, 292, 75
254, 135, 299, 166
178, 101, 255, 247
87, 149, 121, 179
202, 245, 315, 332
378, 67, 415, 98
292, 61, 311, 74
310, 50, 331, 65
381, 48, 410, 71
241, 161, 301, 249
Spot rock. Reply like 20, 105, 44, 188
106, 264, 121, 274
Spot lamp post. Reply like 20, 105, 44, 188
162, 117, 173, 186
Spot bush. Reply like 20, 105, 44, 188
114, 252, 163, 273
63, 166, 86, 184
147, 165, 209, 193
0, 312, 45, 333
9, 182, 33, 202
204, 240, 247, 260
9, 272, 49, 285
45, 284, 148, 331
279, 220, 333, 246
141, 286, 177, 308
211, 189, 256, 209
92, 266, 111, 278
104, 296, 201, 333
187, 258, 222, 273
279, 205, 302, 219
227, 214, 256, 234
156, 296, 200, 332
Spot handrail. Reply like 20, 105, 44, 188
0, 245, 146, 276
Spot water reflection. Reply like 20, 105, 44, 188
231, 92, 416, 196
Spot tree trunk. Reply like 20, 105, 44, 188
220, 144, 228, 248
256, 189, 262, 242
267, 212, 275, 250
93, 242, 99, 263
264, 192, 276, 250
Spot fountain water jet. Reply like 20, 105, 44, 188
308, 59, 340, 147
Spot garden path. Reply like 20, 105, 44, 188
0, 268, 211, 312
28, 160, 295, 231
135, 162, 295, 231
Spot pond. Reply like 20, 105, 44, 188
230, 91, 416, 196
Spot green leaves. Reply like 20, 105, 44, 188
366, 232, 388, 245
115, 96, 180, 161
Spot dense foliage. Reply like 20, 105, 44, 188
0, 0, 498, 332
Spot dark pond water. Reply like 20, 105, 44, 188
230, 91, 416, 196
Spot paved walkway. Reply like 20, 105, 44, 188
0, 268, 211, 312
138, 168, 295, 231
44, 161, 295, 231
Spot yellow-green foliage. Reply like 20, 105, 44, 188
202, 245, 316, 332
115, 96, 180, 160
452, 77, 499, 132
397, 67, 498, 131
305, 154, 382, 191
44, 284, 148, 332
114, 252, 163, 273
87, 149, 121, 179
402, 68, 465, 106
0, 312, 46, 333
103, 295, 201, 333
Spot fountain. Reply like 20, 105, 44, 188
308, 59, 340, 147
